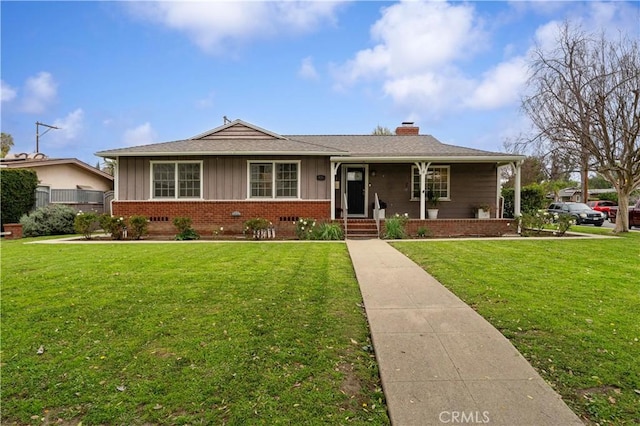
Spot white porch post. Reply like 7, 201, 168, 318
414, 161, 431, 220
114, 157, 119, 201
330, 162, 341, 220
513, 160, 522, 217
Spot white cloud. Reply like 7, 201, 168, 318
335, 1, 486, 85
533, 2, 639, 54
333, 1, 616, 117
125, 1, 345, 54
21, 72, 57, 114
37, 109, 85, 151
333, 1, 502, 115
1, 80, 17, 102
298, 56, 319, 80
122, 123, 157, 146
465, 56, 528, 110
52, 109, 84, 141
382, 71, 475, 115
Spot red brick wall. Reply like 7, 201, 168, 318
112, 200, 330, 236
2, 223, 23, 239
402, 219, 516, 238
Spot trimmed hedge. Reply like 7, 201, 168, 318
1, 169, 38, 228
502, 185, 547, 218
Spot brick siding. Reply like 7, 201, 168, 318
2, 223, 23, 239
402, 219, 516, 238
112, 200, 330, 236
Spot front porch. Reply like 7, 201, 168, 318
329, 160, 523, 221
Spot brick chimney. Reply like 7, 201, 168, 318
395, 121, 419, 135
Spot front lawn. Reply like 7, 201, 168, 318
393, 229, 640, 425
1, 240, 389, 425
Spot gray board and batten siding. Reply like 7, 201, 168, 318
117, 156, 332, 201
361, 163, 497, 218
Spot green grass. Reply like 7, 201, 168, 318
1, 240, 389, 425
392, 229, 640, 425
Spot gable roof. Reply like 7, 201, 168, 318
190, 119, 287, 140
0, 157, 114, 181
96, 119, 524, 163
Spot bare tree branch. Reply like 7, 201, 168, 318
520, 22, 640, 232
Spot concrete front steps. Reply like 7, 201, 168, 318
345, 219, 380, 239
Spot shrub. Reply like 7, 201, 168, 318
384, 213, 409, 239
212, 226, 224, 239
1, 169, 38, 227
295, 218, 317, 240
128, 215, 149, 240
74, 211, 100, 239
416, 226, 432, 238
99, 214, 127, 240
244, 218, 271, 240
173, 217, 199, 240
315, 222, 344, 240
552, 214, 575, 236
502, 185, 547, 218
517, 210, 575, 237
596, 192, 618, 203
518, 210, 549, 235
20, 204, 77, 237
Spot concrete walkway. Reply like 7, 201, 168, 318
346, 239, 584, 426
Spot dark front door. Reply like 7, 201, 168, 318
346, 167, 366, 216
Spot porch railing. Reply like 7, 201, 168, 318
374, 192, 381, 238
343, 193, 348, 240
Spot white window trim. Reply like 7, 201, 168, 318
247, 160, 301, 200
410, 165, 451, 201
150, 160, 203, 200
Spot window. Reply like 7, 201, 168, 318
411, 165, 450, 200
152, 161, 202, 199
249, 161, 299, 198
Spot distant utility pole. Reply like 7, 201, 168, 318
35, 121, 60, 153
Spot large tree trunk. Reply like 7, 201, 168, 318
613, 189, 630, 233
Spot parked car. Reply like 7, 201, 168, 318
608, 199, 640, 228
587, 200, 617, 219
547, 202, 605, 226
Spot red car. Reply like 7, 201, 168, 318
587, 200, 617, 219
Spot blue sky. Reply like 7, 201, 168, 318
2, 1, 639, 167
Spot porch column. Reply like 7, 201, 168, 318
414, 161, 431, 220
330, 162, 341, 220
513, 160, 522, 217
114, 157, 119, 201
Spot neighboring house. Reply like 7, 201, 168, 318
556, 187, 617, 202
0, 153, 114, 214
96, 119, 526, 236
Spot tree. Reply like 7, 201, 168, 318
502, 156, 547, 188
520, 23, 640, 232
372, 125, 393, 135
101, 159, 115, 176
588, 173, 614, 189
0, 169, 38, 227
1, 133, 14, 158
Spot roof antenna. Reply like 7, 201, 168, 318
35, 121, 60, 153
223, 116, 231, 124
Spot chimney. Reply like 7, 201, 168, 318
395, 121, 419, 135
